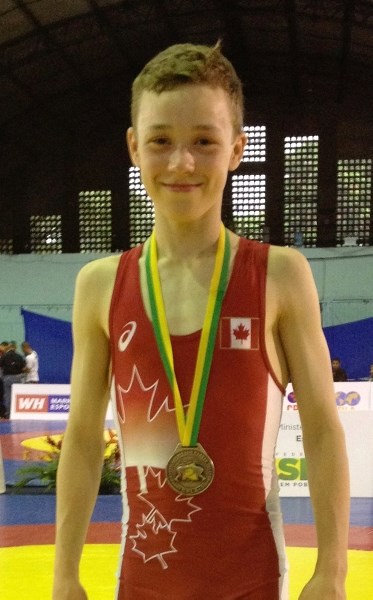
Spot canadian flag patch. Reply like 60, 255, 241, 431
220, 317, 260, 350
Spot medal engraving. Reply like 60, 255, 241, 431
166, 443, 214, 495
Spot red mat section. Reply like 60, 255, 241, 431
1, 522, 370, 550
0, 521, 121, 548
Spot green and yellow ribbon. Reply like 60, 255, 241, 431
145, 224, 230, 447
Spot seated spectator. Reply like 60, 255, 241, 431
331, 357, 348, 382
0, 341, 8, 418
0, 341, 26, 418
21, 341, 39, 383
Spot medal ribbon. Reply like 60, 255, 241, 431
145, 224, 230, 447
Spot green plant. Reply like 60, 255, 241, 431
15, 430, 121, 494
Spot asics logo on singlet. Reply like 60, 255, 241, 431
118, 321, 137, 352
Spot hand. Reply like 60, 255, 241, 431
298, 573, 346, 600
52, 580, 88, 600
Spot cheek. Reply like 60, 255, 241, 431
210, 153, 236, 177
139, 152, 165, 171
137, 158, 162, 189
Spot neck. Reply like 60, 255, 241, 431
151, 218, 223, 261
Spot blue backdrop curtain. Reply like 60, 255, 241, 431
323, 317, 373, 380
21, 309, 372, 383
21, 309, 73, 383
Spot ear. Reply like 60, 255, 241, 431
126, 127, 140, 167
228, 131, 247, 172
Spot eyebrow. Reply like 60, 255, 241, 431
146, 124, 222, 132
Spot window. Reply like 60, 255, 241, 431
231, 174, 266, 240
129, 167, 154, 247
242, 126, 266, 163
0, 239, 13, 254
336, 159, 372, 246
284, 136, 319, 247
79, 190, 112, 252
30, 215, 62, 254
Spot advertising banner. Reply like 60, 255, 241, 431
277, 410, 373, 497
276, 412, 309, 497
10, 384, 113, 420
10, 384, 373, 497
283, 381, 371, 412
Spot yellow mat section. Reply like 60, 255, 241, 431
21, 434, 64, 454
287, 547, 373, 599
0, 545, 371, 599
21, 431, 116, 458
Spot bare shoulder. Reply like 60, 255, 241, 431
73, 255, 121, 336
268, 244, 310, 280
267, 245, 318, 319
77, 255, 121, 289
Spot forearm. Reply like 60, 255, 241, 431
54, 429, 105, 581
305, 423, 350, 577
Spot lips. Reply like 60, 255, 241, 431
162, 182, 202, 192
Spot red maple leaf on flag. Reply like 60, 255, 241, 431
233, 322, 250, 343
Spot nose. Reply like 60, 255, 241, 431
168, 145, 195, 173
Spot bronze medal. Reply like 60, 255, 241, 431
166, 443, 214, 496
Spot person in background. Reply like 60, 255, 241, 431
369, 363, 373, 381
21, 341, 39, 383
0, 341, 26, 418
53, 42, 349, 600
331, 357, 348, 382
0, 341, 9, 418
0, 341, 8, 355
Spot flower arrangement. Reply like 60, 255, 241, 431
15, 429, 121, 494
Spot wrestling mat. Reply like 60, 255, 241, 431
0, 544, 372, 599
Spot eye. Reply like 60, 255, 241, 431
151, 137, 170, 145
196, 138, 212, 146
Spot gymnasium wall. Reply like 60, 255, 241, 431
1, 246, 372, 346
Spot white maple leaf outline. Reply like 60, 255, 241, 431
114, 353, 201, 569
139, 467, 202, 526
130, 511, 178, 570
130, 467, 202, 569
116, 364, 190, 424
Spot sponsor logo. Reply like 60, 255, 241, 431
335, 390, 360, 407
285, 391, 298, 410
15, 394, 70, 413
276, 457, 308, 480
287, 391, 297, 404
285, 389, 361, 410
16, 395, 48, 412
220, 317, 259, 350
118, 321, 137, 352
48, 395, 70, 412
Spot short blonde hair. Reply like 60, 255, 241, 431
131, 42, 244, 134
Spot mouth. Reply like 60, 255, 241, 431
162, 182, 202, 192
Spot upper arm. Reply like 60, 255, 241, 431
269, 247, 339, 434
67, 256, 120, 437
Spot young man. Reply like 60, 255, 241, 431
0, 341, 26, 419
0, 341, 8, 417
21, 341, 39, 383
331, 358, 348, 382
53, 43, 349, 599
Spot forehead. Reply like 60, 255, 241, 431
136, 85, 234, 132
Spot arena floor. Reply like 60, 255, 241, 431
0, 419, 372, 599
